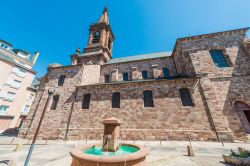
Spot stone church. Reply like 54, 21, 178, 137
19, 7, 250, 141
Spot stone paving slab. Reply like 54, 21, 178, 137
0, 138, 249, 166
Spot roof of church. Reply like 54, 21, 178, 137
106, 52, 172, 64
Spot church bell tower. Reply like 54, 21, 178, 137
71, 7, 114, 65
84, 7, 114, 59
71, 7, 115, 85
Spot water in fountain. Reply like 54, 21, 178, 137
84, 145, 138, 156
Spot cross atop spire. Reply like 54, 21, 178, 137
98, 6, 109, 25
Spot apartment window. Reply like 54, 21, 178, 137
163, 68, 170, 78
13, 68, 26, 78
12, 67, 26, 78
123, 72, 129, 81
142, 71, 148, 79
112, 92, 120, 108
104, 74, 110, 83
82, 94, 91, 109
143, 90, 154, 107
58, 75, 66, 86
12, 80, 21, 88
0, 105, 8, 114
22, 105, 30, 113
27, 94, 34, 101
0, 43, 9, 49
209, 50, 229, 68
50, 95, 60, 110
6, 92, 15, 101
179, 88, 193, 106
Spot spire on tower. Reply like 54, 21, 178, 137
98, 6, 109, 25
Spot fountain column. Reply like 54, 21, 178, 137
102, 117, 122, 152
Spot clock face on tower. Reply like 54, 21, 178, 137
92, 31, 101, 43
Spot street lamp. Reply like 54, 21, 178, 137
24, 88, 55, 166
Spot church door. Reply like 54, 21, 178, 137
235, 101, 250, 133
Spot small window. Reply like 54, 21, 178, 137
142, 71, 148, 79
82, 94, 91, 109
104, 74, 110, 83
58, 75, 66, 86
112, 92, 120, 108
12, 80, 21, 88
50, 95, 60, 110
209, 50, 229, 68
123, 73, 129, 81
6, 92, 15, 101
163, 68, 170, 78
179, 88, 193, 106
0, 105, 8, 114
22, 105, 30, 113
27, 94, 34, 101
143, 90, 154, 107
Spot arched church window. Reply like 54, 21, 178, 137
92, 31, 101, 43
112, 92, 120, 108
58, 75, 66, 86
82, 94, 91, 109
143, 90, 154, 107
179, 88, 193, 106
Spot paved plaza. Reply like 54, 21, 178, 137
0, 136, 249, 166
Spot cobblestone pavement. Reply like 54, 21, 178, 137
0, 137, 249, 166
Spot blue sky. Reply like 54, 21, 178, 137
1, 0, 250, 77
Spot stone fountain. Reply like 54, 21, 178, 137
102, 117, 121, 152
70, 117, 148, 166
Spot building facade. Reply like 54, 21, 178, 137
0, 39, 39, 133
19, 8, 250, 141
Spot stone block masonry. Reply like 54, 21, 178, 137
17, 9, 250, 142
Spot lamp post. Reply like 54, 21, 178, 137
24, 88, 55, 166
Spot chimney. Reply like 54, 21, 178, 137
31, 51, 39, 64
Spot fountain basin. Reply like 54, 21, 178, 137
70, 143, 148, 166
